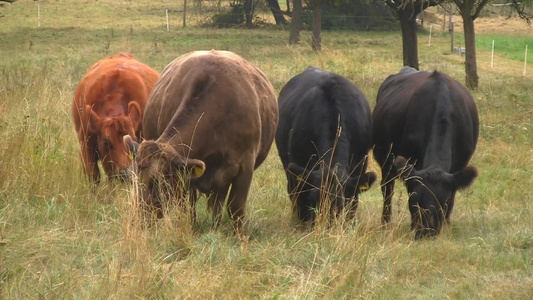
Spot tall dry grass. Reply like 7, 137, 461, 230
1, 1, 532, 299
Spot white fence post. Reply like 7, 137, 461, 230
522, 45, 527, 76
491, 40, 494, 68
428, 24, 433, 46
166, 9, 169, 31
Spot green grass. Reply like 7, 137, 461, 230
1, 1, 533, 299
465, 34, 533, 63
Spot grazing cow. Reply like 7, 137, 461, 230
276, 67, 376, 224
72, 53, 160, 183
123, 50, 278, 237
372, 66, 479, 239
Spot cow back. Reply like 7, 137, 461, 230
373, 70, 478, 172
142, 50, 278, 169
277, 67, 372, 175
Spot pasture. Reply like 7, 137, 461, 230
1, 1, 532, 298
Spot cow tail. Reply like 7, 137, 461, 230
429, 71, 451, 111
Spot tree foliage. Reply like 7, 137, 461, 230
452, 0, 531, 88
385, 0, 442, 69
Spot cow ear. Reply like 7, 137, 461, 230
170, 155, 206, 179
453, 165, 478, 190
85, 105, 101, 133
187, 159, 206, 179
128, 101, 142, 130
123, 135, 139, 159
345, 171, 377, 197
394, 156, 413, 180
357, 171, 377, 192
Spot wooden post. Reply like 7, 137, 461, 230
442, 7, 446, 31
448, 3, 453, 31
38, 4, 40, 28
183, 0, 187, 28
450, 22, 454, 52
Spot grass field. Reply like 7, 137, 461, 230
457, 34, 533, 63
1, 1, 532, 299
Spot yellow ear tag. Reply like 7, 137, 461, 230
194, 166, 204, 177
128, 151, 134, 161
296, 176, 303, 182
360, 182, 370, 192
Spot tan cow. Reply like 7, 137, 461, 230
72, 53, 160, 183
124, 50, 278, 237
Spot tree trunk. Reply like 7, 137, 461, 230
266, 0, 287, 25
244, 0, 253, 28
289, 0, 302, 44
462, 13, 479, 89
398, 7, 420, 69
312, 4, 322, 52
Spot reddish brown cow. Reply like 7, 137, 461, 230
124, 50, 279, 237
72, 53, 160, 182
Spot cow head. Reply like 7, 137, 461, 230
394, 156, 478, 239
85, 102, 142, 180
286, 162, 376, 224
123, 136, 205, 216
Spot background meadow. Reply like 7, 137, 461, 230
1, 0, 532, 298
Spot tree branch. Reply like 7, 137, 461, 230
510, 0, 532, 25
472, 0, 490, 20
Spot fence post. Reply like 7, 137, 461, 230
428, 24, 432, 46
522, 45, 527, 76
183, 0, 187, 28
491, 40, 494, 68
166, 9, 169, 31
38, 5, 40, 28
450, 22, 454, 52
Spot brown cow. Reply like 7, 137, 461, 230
124, 50, 278, 237
72, 53, 160, 183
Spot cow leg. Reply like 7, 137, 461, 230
381, 167, 396, 224
208, 185, 230, 228
227, 167, 253, 239
80, 134, 100, 183
374, 146, 396, 224
188, 187, 199, 226
445, 191, 457, 223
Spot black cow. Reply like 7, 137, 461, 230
276, 67, 376, 224
372, 66, 479, 239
